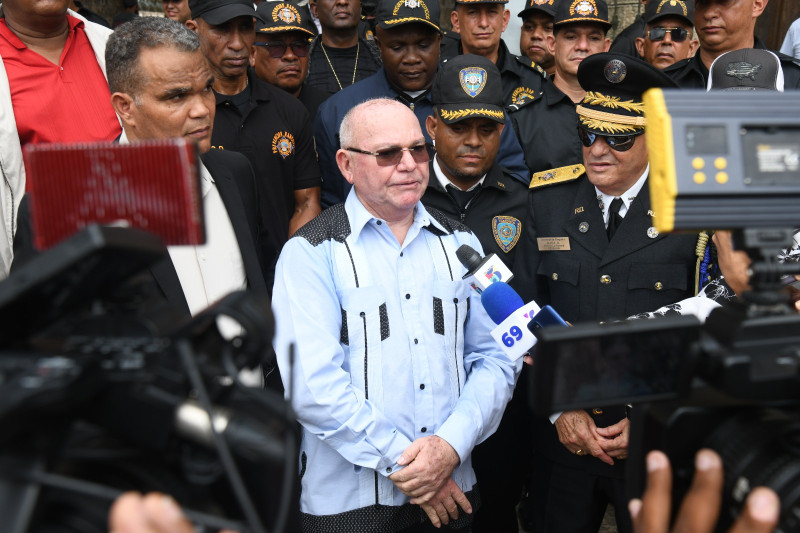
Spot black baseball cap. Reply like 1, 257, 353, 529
518, 0, 557, 20
454, 0, 509, 6
255, 2, 315, 36
576, 52, 677, 135
554, 0, 610, 31
375, 0, 441, 32
431, 54, 505, 124
643, 0, 693, 26
189, 0, 263, 25
708, 49, 784, 92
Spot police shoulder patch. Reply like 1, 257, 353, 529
492, 216, 522, 253
529, 164, 585, 189
515, 55, 547, 78
272, 131, 296, 159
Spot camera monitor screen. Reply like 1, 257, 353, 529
530, 316, 700, 416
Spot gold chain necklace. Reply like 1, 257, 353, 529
320, 41, 360, 91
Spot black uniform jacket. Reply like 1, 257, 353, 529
421, 160, 533, 293
518, 172, 699, 475
664, 36, 800, 88
509, 78, 583, 175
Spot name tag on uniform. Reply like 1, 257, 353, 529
537, 237, 570, 251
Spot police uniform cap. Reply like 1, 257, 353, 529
518, 0, 557, 19
454, 0, 509, 6
643, 0, 694, 27
375, 0, 441, 32
576, 52, 677, 135
708, 48, 784, 92
554, 0, 610, 31
431, 54, 505, 125
189, 0, 263, 25
255, 1, 315, 37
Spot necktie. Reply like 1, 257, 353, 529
447, 184, 478, 211
606, 197, 624, 240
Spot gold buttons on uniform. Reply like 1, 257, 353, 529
552, 273, 559, 281
600, 274, 611, 285
654, 281, 664, 291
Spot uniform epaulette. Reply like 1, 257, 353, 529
515, 55, 547, 78
529, 164, 584, 189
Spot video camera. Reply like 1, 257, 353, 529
530, 90, 800, 532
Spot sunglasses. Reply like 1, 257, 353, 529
647, 27, 689, 42
344, 143, 434, 166
254, 40, 310, 58
577, 127, 643, 152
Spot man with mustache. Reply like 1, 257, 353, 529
664, 0, 800, 88
422, 54, 532, 531
508, 0, 611, 175
252, 1, 329, 118
187, 0, 322, 285
635, 0, 698, 69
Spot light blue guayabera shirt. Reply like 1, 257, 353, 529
272, 190, 520, 530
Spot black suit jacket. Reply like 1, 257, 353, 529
13, 149, 271, 316
520, 174, 699, 476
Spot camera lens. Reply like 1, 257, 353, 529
705, 408, 800, 532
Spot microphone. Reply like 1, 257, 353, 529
456, 244, 514, 294
480, 282, 542, 361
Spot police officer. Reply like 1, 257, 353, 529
508, 0, 611, 175
447, 0, 548, 108
422, 54, 532, 532
517, 0, 556, 76
664, 0, 800, 88
634, 0, 697, 70
314, 0, 529, 208
519, 53, 700, 533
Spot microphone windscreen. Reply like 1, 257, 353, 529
456, 244, 482, 271
481, 282, 524, 324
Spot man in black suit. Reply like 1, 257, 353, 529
519, 53, 700, 533
105, 17, 270, 317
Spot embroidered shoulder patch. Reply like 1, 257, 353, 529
272, 131, 295, 158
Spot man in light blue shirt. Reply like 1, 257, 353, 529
272, 98, 520, 532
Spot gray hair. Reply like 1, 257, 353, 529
106, 17, 201, 97
339, 98, 407, 148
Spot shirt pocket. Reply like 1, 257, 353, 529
626, 263, 688, 314
337, 286, 388, 403
537, 253, 580, 315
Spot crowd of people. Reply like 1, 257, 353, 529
2, 0, 800, 531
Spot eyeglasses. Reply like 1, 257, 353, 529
254, 40, 310, 58
577, 127, 643, 152
646, 27, 689, 42
344, 143, 434, 166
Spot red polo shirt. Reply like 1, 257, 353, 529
0, 15, 121, 147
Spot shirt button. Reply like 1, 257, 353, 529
421, 427, 427, 433
654, 281, 664, 291
414, 338, 419, 344
600, 274, 612, 285
453, 298, 459, 303
400, 252, 404, 257
419, 383, 425, 390
386, 467, 392, 473
377, 220, 382, 225
405, 294, 411, 299
360, 312, 365, 317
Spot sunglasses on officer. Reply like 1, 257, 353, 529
577, 127, 644, 152
344, 143, 435, 166
646, 27, 689, 42
254, 40, 310, 58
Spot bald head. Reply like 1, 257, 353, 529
336, 98, 429, 224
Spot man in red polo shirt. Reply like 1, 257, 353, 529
0, 0, 120, 279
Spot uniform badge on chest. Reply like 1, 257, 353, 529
492, 216, 521, 252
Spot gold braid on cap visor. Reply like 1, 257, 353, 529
582, 92, 646, 113
576, 92, 646, 134
440, 108, 505, 121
